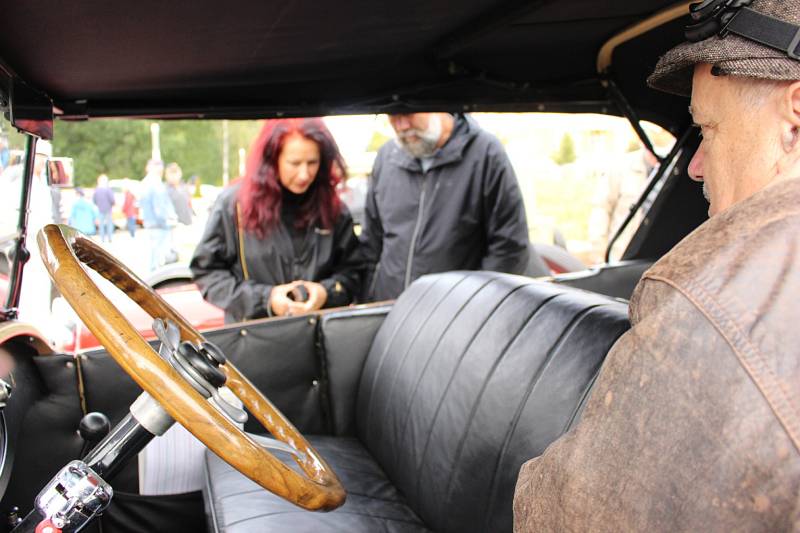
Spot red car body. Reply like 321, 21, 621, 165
64, 281, 225, 352
5, 240, 584, 353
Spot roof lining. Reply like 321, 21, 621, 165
0, 0, 689, 130
435, 0, 556, 59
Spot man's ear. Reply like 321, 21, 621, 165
780, 81, 800, 151
783, 81, 800, 126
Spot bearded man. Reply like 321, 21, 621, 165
360, 113, 534, 301
513, 0, 800, 530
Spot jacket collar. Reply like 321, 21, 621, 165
387, 114, 480, 173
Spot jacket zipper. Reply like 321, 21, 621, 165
404, 173, 428, 289
367, 261, 380, 298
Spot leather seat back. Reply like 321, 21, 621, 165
356, 271, 630, 532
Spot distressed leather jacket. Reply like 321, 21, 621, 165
514, 177, 800, 531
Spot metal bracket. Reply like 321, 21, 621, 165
34, 460, 112, 532
152, 319, 247, 424
602, 76, 662, 164
604, 125, 695, 262
8, 79, 53, 140
0, 378, 12, 409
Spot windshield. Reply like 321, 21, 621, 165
0, 112, 675, 348
45, 114, 673, 272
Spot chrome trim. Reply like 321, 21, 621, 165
35, 460, 112, 532
130, 393, 174, 437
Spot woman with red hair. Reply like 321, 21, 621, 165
190, 118, 362, 323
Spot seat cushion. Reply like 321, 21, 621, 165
203, 434, 431, 532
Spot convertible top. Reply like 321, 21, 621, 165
1, 0, 689, 129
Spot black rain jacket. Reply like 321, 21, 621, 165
360, 114, 530, 301
190, 184, 362, 323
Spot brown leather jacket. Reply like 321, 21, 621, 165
514, 177, 800, 531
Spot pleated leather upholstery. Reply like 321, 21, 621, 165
204, 435, 431, 532
356, 272, 629, 532
204, 271, 629, 532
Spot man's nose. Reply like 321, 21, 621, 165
391, 115, 411, 131
687, 145, 704, 182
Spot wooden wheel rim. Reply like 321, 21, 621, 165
38, 224, 345, 511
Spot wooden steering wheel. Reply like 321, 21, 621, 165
37, 224, 345, 511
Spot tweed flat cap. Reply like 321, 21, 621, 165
648, 0, 800, 96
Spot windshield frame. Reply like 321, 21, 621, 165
3, 134, 38, 320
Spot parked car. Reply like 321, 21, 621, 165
0, 2, 715, 533
336, 176, 368, 228
61, 272, 225, 353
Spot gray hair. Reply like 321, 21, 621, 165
731, 75, 793, 109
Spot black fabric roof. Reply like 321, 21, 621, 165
0, 0, 690, 129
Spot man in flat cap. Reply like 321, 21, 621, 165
514, 0, 800, 530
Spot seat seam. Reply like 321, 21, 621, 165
410, 281, 524, 507
561, 310, 628, 434
359, 275, 451, 437
215, 482, 403, 506
203, 453, 222, 533
224, 509, 428, 529
390, 275, 500, 476
440, 291, 560, 527
218, 488, 274, 502
375, 274, 472, 454
482, 304, 599, 531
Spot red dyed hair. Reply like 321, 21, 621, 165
238, 118, 346, 238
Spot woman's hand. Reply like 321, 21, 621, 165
269, 281, 328, 316
300, 281, 328, 312
269, 282, 306, 317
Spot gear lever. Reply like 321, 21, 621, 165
78, 412, 111, 458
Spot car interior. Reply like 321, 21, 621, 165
0, 1, 713, 532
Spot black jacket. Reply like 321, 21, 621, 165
190, 184, 362, 323
360, 114, 530, 301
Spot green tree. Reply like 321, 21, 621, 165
52, 119, 265, 187
159, 120, 220, 185
54, 120, 151, 187
552, 133, 577, 166
226, 120, 264, 182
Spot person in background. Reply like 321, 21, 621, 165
165, 162, 193, 226
188, 174, 201, 198
360, 112, 535, 302
68, 187, 99, 235
122, 184, 138, 238
92, 173, 115, 243
0, 136, 9, 173
191, 118, 362, 323
139, 159, 177, 271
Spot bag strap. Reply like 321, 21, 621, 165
235, 202, 250, 281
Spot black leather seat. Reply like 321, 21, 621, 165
204, 435, 431, 532
203, 271, 630, 532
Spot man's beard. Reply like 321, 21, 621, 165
702, 181, 711, 203
396, 114, 442, 158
